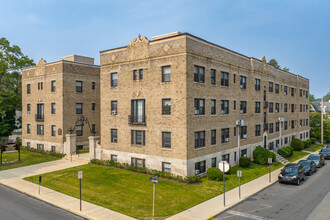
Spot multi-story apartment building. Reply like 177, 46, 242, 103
99, 32, 309, 177
22, 55, 100, 153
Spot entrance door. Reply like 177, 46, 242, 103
264, 136, 267, 148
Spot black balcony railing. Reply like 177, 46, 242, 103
35, 114, 44, 122
128, 115, 146, 125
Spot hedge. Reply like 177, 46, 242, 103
277, 146, 294, 158
310, 138, 316, 144
291, 138, 304, 151
253, 146, 276, 165
21, 146, 66, 158
239, 157, 251, 168
207, 167, 223, 181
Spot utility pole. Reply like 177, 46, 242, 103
321, 98, 324, 146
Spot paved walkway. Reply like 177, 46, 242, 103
0, 159, 135, 220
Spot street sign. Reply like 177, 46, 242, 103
268, 158, 272, 164
237, 170, 242, 177
219, 161, 230, 172
78, 171, 83, 179
149, 176, 159, 183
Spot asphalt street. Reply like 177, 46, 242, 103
0, 184, 85, 220
215, 160, 330, 220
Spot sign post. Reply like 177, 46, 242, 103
219, 161, 230, 206
268, 158, 272, 183
78, 171, 83, 211
38, 175, 42, 195
237, 170, 242, 199
149, 176, 159, 220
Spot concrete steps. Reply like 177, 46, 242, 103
64, 153, 90, 164
273, 150, 290, 165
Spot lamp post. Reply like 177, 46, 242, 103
279, 117, 284, 148
321, 98, 324, 146
149, 176, 159, 220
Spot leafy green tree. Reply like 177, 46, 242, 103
310, 112, 330, 144
268, 58, 290, 72
0, 37, 34, 136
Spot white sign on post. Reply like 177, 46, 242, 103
268, 158, 272, 164
78, 171, 83, 179
219, 161, 230, 172
237, 170, 242, 177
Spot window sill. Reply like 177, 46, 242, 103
194, 146, 206, 151
161, 81, 171, 84
162, 147, 172, 150
131, 144, 145, 147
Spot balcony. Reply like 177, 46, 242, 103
35, 114, 44, 122
128, 115, 146, 125
263, 101, 268, 108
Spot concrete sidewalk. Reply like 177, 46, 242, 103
0, 159, 135, 220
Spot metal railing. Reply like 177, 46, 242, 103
35, 114, 44, 122
128, 115, 146, 125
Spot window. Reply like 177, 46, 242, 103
255, 125, 261, 137
211, 69, 216, 85
162, 132, 171, 148
275, 103, 279, 113
300, 119, 303, 127
133, 69, 143, 80
111, 72, 117, 87
240, 126, 247, 139
291, 87, 294, 96
51, 125, 56, 136
76, 125, 83, 136
111, 155, 118, 162
276, 140, 280, 148
222, 154, 230, 163
37, 125, 44, 135
233, 74, 236, 83
92, 124, 95, 134
27, 104, 31, 114
306, 119, 309, 126
285, 137, 288, 144
131, 130, 145, 145
51, 146, 56, 152
300, 89, 302, 97
269, 142, 274, 150
92, 82, 95, 90
255, 79, 260, 91
292, 120, 295, 129
194, 131, 205, 148
133, 70, 137, 80
76, 103, 83, 114
300, 104, 303, 112
211, 129, 216, 145
255, 102, 261, 113
92, 103, 95, 111
240, 101, 247, 114
306, 91, 309, 98
275, 84, 279, 93
162, 66, 171, 82
76, 145, 83, 150
27, 142, 30, 147
111, 129, 117, 143
269, 123, 274, 133
162, 162, 171, 173
38, 82, 43, 90
162, 99, 171, 115
284, 86, 288, 95
234, 127, 236, 136
211, 99, 216, 115
37, 144, 44, 150
51, 103, 56, 114
284, 121, 288, 130
194, 99, 205, 115
211, 157, 217, 168
76, 81, 83, 92
269, 102, 273, 113
276, 122, 280, 132
131, 158, 145, 167
111, 101, 117, 115
195, 161, 206, 174
139, 69, 143, 80
221, 72, 229, 86
131, 99, 145, 123
27, 84, 31, 94
27, 124, 31, 134
194, 65, 205, 83
221, 100, 229, 114
284, 103, 288, 112
291, 104, 295, 113
240, 76, 246, 89
233, 100, 236, 110
51, 80, 56, 92
221, 128, 230, 143
269, 82, 273, 92
241, 149, 247, 157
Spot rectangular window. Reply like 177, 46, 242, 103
92, 124, 95, 134
255, 78, 260, 91
291, 104, 295, 113
269, 102, 274, 113
27, 124, 31, 134
269, 82, 273, 92
76, 125, 83, 136
240, 126, 247, 139
276, 122, 280, 132
275, 84, 279, 93
233, 74, 236, 83
306, 119, 309, 126
51, 125, 56, 136
221, 128, 230, 143
37, 144, 44, 150
284, 86, 288, 95
211, 99, 216, 115
222, 154, 230, 163
38, 82, 43, 90
162, 66, 171, 82
51, 146, 56, 152
211, 69, 216, 85
300, 104, 303, 112
195, 161, 206, 174
111, 72, 118, 87
194, 131, 205, 149
292, 120, 295, 129
240, 76, 246, 89
111, 129, 118, 143
131, 158, 145, 167
111, 101, 117, 115
284, 103, 288, 112
139, 69, 143, 80
27, 142, 31, 147
131, 130, 146, 145
76, 103, 83, 114
27, 104, 31, 114
162, 99, 171, 115
221, 72, 229, 86
255, 102, 261, 113
291, 88, 294, 96
211, 157, 217, 168
275, 103, 279, 113
194, 65, 205, 83
221, 100, 229, 114
162, 132, 171, 148
241, 149, 247, 157
51, 103, 56, 114
194, 99, 205, 115
92, 82, 95, 90
133, 70, 137, 80
255, 125, 261, 137
27, 84, 31, 94
111, 155, 118, 162
211, 129, 216, 145
162, 162, 171, 173
284, 121, 288, 130
240, 101, 247, 114
269, 123, 274, 133
234, 127, 236, 136
76, 81, 83, 92
300, 89, 302, 97
51, 80, 56, 92
37, 125, 44, 135
92, 103, 95, 111
131, 99, 145, 123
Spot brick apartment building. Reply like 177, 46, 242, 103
98, 32, 309, 177
22, 55, 100, 153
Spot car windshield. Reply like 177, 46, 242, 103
284, 166, 298, 174
321, 148, 330, 152
298, 161, 310, 166
308, 155, 320, 160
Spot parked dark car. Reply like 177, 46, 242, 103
320, 148, 330, 159
278, 163, 306, 185
307, 154, 325, 168
298, 160, 317, 175
326, 145, 330, 148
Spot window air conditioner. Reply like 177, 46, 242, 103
221, 110, 225, 114
225, 138, 229, 142
111, 110, 117, 115
243, 134, 248, 139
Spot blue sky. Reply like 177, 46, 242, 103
1, 0, 329, 98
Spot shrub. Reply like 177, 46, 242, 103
253, 146, 274, 165
271, 152, 276, 162
21, 146, 66, 158
184, 175, 202, 183
207, 167, 223, 181
310, 138, 316, 144
278, 146, 294, 158
225, 164, 231, 174
303, 141, 309, 149
239, 157, 251, 168
291, 138, 304, 151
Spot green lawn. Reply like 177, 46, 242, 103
305, 145, 323, 152
0, 151, 59, 171
24, 162, 282, 219
289, 151, 309, 162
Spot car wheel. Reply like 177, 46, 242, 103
296, 178, 300, 185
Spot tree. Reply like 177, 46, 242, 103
0, 37, 34, 136
268, 58, 290, 72
310, 112, 330, 144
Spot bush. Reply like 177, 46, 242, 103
239, 157, 251, 168
291, 138, 304, 151
271, 152, 276, 162
225, 164, 231, 174
184, 175, 202, 184
207, 167, 223, 181
277, 146, 294, 158
21, 146, 66, 158
303, 141, 310, 149
253, 146, 274, 165
310, 138, 316, 144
